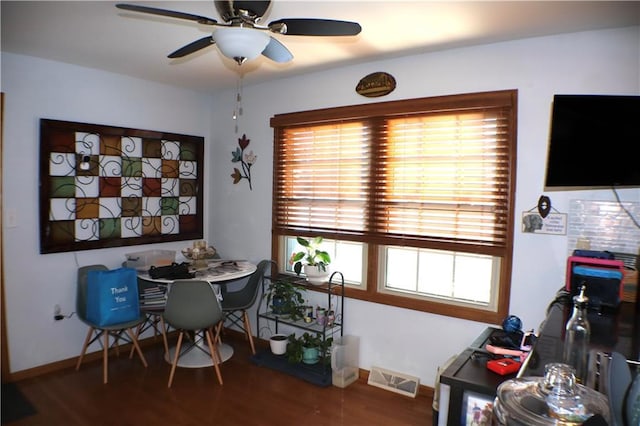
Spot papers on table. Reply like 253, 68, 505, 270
139, 284, 167, 310
205, 260, 250, 272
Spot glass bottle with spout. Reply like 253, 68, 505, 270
563, 285, 590, 383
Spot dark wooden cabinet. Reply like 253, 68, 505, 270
521, 298, 640, 390
437, 327, 518, 425
436, 295, 639, 425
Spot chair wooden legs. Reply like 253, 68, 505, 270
103, 330, 109, 384
127, 328, 148, 368
205, 329, 223, 385
74, 326, 110, 383
215, 322, 223, 345
168, 331, 184, 388
167, 328, 223, 388
104, 329, 146, 384
76, 327, 95, 371
130, 319, 145, 359
212, 323, 222, 343
76, 326, 147, 384
159, 317, 169, 357
211, 325, 224, 368
216, 311, 256, 355
242, 311, 256, 355
129, 314, 169, 358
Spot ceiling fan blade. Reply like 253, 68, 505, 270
268, 18, 361, 36
261, 36, 293, 63
168, 36, 215, 58
116, 4, 218, 25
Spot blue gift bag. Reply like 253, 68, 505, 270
86, 267, 140, 326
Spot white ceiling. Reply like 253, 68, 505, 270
2, 1, 639, 94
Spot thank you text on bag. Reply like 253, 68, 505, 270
87, 268, 140, 326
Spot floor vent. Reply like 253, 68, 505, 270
367, 366, 420, 398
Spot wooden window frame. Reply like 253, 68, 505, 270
270, 90, 517, 324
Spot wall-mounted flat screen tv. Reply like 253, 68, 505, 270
544, 94, 640, 189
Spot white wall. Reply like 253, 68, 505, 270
1, 53, 213, 372
2, 27, 639, 387
209, 27, 640, 386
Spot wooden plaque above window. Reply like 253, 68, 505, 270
39, 119, 204, 254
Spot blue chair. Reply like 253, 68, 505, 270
75, 265, 148, 384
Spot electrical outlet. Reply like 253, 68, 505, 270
54, 304, 63, 321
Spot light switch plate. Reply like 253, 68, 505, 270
6, 208, 17, 228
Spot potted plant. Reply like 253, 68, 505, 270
263, 279, 305, 320
286, 332, 333, 365
289, 236, 332, 284
269, 334, 288, 355
285, 333, 304, 363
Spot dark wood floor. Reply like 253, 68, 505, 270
6, 333, 433, 425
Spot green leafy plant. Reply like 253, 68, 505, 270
316, 336, 334, 363
289, 236, 331, 275
285, 333, 305, 363
263, 279, 305, 320
286, 332, 333, 364
301, 332, 323, 348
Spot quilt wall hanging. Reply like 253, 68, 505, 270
39, 119, 204, 254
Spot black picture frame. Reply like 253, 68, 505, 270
39, 119, 204, 254
460, 390, 494, 426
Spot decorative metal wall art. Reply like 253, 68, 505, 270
39, 119, 204, 254
230, 134, 256, 190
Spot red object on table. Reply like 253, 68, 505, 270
487, 358, 521, 375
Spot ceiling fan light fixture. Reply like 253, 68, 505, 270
115, 2, 362, 66
215, 27, 270, 64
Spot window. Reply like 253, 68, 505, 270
271, 90, 517, 323
282, 236, 365, 285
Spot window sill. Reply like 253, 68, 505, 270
342, 286, 506, 324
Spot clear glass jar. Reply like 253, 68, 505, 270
562, 285, 590, 383
493, 363, 609, 425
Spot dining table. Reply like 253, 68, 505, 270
137, 259, 257, 368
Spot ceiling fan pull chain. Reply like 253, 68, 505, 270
238, 79, 244, 116
233, 74, 245, 134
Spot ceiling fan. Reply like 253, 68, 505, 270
116, 1, 362, 65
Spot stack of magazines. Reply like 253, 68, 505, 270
139, 285, 167, 311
